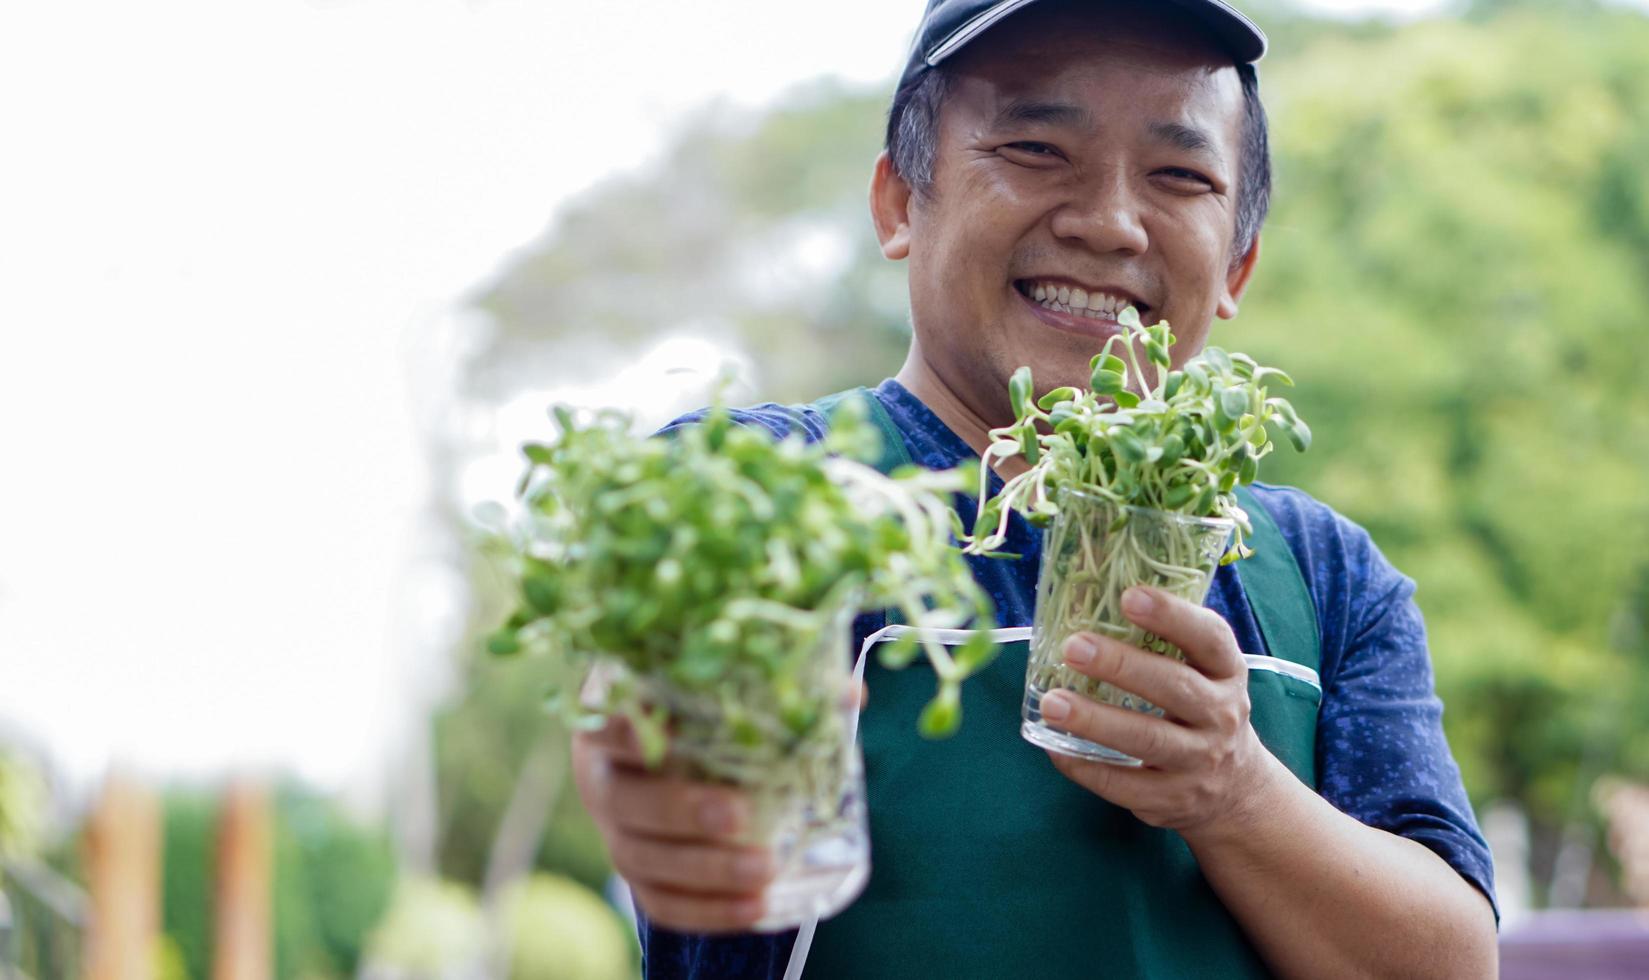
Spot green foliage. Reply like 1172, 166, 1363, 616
432, 652, 584, 890
465, 81, 907, 403
161, 792, 215, 980
1239, 3, 1649, 825
273, 789, 397, 978
362, 877, 486, 974
966, 309, 1308, 563
0, 749, 48, 865
490, 396, 995, 801
159, 787, 396, 980
499, 875, 635, 980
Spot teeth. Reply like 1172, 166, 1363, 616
1025, 280, 1140, 317
1025, 280, 1146, 319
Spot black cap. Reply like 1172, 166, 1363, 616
898, 0, 1267, 91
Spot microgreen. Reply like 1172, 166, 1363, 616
965, 307, 1311, 564
486, 396, 996, 813
964, 308, 1312, 725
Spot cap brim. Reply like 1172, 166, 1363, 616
914, 0, 1266, 84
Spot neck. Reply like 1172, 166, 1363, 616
894, 343, 1031, 481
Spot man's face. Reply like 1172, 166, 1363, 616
881, 3, 1257, 413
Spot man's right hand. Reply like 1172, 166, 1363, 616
571, 716, 776, 934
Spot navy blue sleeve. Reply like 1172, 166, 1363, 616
1249, 485, 1499, 922
655, 401, 832, 444
636, 918, 798, 980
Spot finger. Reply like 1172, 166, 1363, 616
1039, 689, 1202, 769
1120, 587, 1245, 681
630, 881, 767, 934
1044, 748, 1158, 808
1061, 632, 1219, 726
608, 833, 776, 894
604, 767, 752, 842
579, 716, 652, 768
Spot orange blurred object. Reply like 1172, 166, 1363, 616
212, 779, 272, 980
82, 772, 159, 980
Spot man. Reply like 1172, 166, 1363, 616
573, 0, 1500, 976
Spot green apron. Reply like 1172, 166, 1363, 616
797, 389, 1324, 979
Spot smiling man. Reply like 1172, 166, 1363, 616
572, 1, 1500, 977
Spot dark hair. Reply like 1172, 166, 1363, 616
885, 61, 1272, 262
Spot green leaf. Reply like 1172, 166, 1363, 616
1113, 390, 1141, 409
1288, 419, 1313, 452
630, 708, 669, 768
522, 571, 561, 615
1009, 366, 1033, 419
1112, 429, 1149, 463
1091, 369, 1126, 395
523, 443, 553, 465
955, 632, 1000, 675
918, 687, 962, 739
1255, 367, 1295, 388
552, 405, 576, 435
878, 631, 921, 670
486, 627, 521, 656
1219, 388, 1248, 424
1037, 386, 1080, 411
1162, 371, 1186, 400
1019, 425, 1040, 464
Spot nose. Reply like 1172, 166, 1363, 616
1048, 170, 1149, 256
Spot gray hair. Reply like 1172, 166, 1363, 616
885, 62, 1272, 263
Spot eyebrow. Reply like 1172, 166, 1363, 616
993, 99, 1094, 130
1149, 121, 1222, 162
995, 102, 1226, 164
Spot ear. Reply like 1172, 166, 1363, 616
1216, 234, 1262, 320
869, 151, 913, 261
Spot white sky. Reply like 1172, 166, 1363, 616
1, 0, 1636, 794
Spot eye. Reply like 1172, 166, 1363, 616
1000, 141, 1065, 164
1155, 167, 1214, 189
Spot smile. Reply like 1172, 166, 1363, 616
1013, 279, 1152, 321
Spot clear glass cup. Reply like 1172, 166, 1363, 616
1022, 488, 1234, 765
622, 611, 870, 931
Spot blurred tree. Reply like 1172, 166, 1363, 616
463, 80, 911, 404
360, 877, 486, 978
456, 3, 1649, 906
272, 788, 397, 978
497, 874, 633, 980
160, 786, 396, 980
428, 545, 612, 897
161, 792, 214, 980
0, 748, 48, 868
1243, 4, 1649, 846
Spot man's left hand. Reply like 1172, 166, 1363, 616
1038, 585, 1284, 839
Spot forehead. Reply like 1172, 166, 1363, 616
942, 2, 1244, 142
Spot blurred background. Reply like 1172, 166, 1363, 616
3, 0, 1648, 976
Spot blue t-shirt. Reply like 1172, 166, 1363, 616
640, 378, 1497, 978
